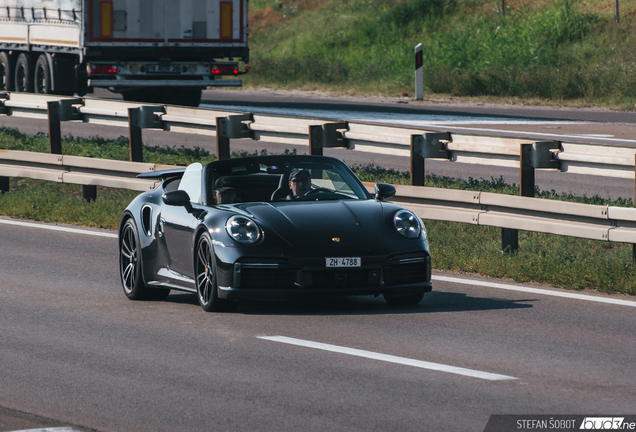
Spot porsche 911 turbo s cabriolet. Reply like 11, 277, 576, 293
118, 155, 432, 311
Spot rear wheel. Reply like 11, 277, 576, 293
14, 53, 33, 93
383, 290, 425, 307
34, 55, 51, 94
0, 52, 14, 91
119, 218, 170, 300
195, 233, 235, 312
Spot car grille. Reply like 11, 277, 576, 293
383, 260, 428, 285
237, 255, 429, 290
240, 267, 297, 289
309, 269, 371, 289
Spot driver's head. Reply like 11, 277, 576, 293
289, 169, 311, 197
214, 187, 235, 204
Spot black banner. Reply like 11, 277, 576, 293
484, 415, 636, 432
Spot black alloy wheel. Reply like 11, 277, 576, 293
119, 218, 169, 300
14, 53, 33, 93
195, 233, 236, 312
34, 55, 51, 94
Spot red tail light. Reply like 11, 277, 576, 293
211, 64, 238, 75
88, 64, 117, 74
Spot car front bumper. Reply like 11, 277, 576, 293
215, 251, 432, 301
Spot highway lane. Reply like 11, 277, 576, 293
1, 218, 635, 432
0, 89, 635, 199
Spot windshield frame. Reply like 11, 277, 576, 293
202, 155, 372, 206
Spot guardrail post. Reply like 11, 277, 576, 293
410, 133, 451, 186
502, 142, 560, 253
0, 94, 11, 190
309, 125, 324, 156
502, 144, 535, 253
128, 108, 144, 163
520, 143, 535, 197
215, 114, 253, 160
46, 98, 89, 199
308, 122, 350, 157
127, 106, 165, 163
47, 101, 62, 155
0, 176, 8, 193
216, 117, 231, 160
0, 92, 8, 115
410, 135, 425, 186
46, 99, 83, 155
83, 184, 97, 202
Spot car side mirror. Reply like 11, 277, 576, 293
162, 190, 193, 211
375, 183, 396, 201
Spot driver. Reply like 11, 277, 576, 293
214, 187, 235, 204
286, 168, 311, 200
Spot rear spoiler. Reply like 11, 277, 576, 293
137, 168, 186, 180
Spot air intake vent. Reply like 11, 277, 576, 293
141, 205, 152, 236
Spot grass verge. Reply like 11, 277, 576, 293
1, 128, 634, 296
244, 0, 636, 107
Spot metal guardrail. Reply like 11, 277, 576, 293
2, 92, 636, 181
0, 149, 172, 193
1, 92, 636, 252
362, 184, 636, 244
2, 145, 636, 246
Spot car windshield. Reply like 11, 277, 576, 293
207, 156, 371, 204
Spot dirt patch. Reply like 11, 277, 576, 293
250, 7, 285, 34
249, 0, 325, 34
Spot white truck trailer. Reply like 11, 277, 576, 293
0, 0, 249, 106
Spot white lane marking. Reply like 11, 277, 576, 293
0, 218, 118, 238
9, 428, 83, 432
258, 335, 517, 381
433, 275, 636, 308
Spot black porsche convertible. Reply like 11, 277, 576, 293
118, 155, 431, 311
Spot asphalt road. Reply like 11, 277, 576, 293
0, 88, 635, 200
1, 218, 635, 432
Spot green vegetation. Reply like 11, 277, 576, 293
0, 129, 216, 166
244, 0, 636, 106
1, 128, 634, 296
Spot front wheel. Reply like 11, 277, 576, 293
195, 233, 235, 312
383, 290, 425, 307
119, 218, 169, 300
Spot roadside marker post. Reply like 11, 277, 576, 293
415, 44, 423, 101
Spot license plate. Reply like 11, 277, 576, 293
146, 64, 181, 74
326, 257, 361, 268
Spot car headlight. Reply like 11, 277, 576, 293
394, 209, 421, 239
226, 215, 263, 244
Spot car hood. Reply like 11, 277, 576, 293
237, 200, 386, 248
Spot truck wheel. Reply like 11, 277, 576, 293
34, 55, 51, 94
0, 52, 14, 92
14, 53, 33, 93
